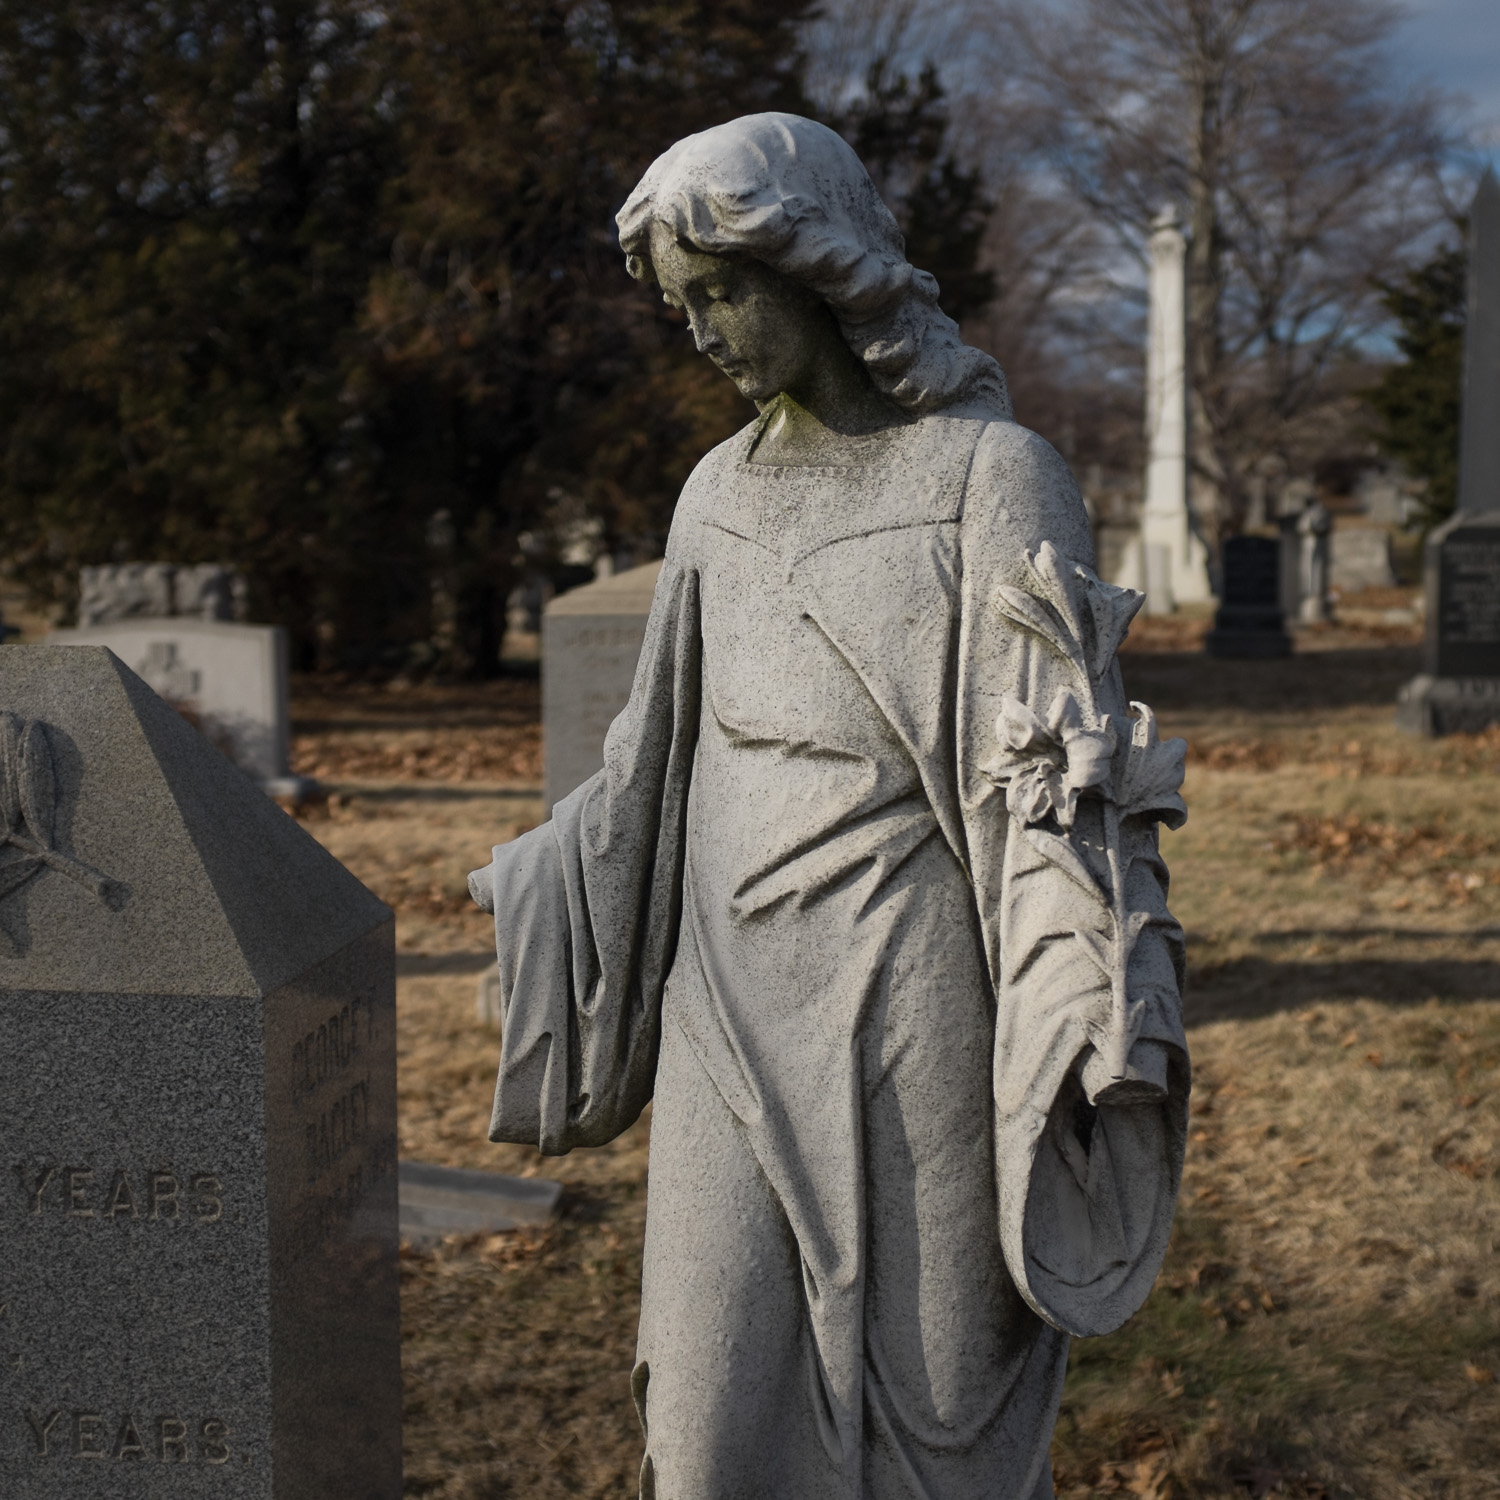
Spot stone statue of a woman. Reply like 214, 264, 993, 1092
469, 113, 1190, 1500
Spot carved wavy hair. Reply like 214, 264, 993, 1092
616, 113, 1011, 417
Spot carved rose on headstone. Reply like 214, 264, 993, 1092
0, 712, 121, 941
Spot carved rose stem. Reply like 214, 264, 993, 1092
3, 829, 118, 901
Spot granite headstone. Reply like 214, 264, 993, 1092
1398, 512, 1500, 733
1399, 170, 1500, 734
0, 645, 400, 1498
1457, 168, 1500, 516
1205, 536, 1291, 658
541, 560, 662, 810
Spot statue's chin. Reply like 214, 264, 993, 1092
727, 374, 771, 402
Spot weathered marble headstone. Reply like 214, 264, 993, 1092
1296, 500, 1333, 625
1205, 536, 1291, 657
1400, 171, 1500, 734
1329, 526, 1397, 593
542, 560, 662, 810
49, 620, 308, 797
79, 564, 176, 625
0, 645, 399, 1498
1114, 206, 1212, 609
79, 564, 246, 627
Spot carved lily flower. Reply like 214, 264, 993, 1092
984, 690, 1116, 828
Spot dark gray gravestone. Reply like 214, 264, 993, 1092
1399, 512, 1500, 733
1458, 169, 1500, 515
0, 646, 400, 1498
1204, 536, 1290, 658
1399, 172, 1500, 734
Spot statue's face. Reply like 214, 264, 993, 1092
648, 221, 835, 405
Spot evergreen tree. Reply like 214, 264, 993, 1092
833, 61, 996, 325
1365, 241, 1465, 526
0, 0, 816, 672
0, 1, 395, 660
361, 0, 817, 673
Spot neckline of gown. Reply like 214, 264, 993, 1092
736, 410, 911, 474
694, 409, 987, 563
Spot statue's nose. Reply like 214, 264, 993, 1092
691, 318, 725, 356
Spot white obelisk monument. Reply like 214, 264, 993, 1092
1119, 206, 1213, 611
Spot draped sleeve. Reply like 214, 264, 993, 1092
956, 420, 1190, 1338
470, 558, 701, 1154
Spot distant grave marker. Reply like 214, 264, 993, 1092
542, 561, 662, 810
1329, 527, 1397, 594
1400, 169, 1500, 734
1205, 536, 1291, 658
0, 645, 400, 1498
398, 1162, 560, 1245
50, 619, 307, 797
1399, 513, 1500, 732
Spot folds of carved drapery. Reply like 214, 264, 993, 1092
473, 415, 1190, 1344
950, 425, 1190, 1335
480, 562, 701, 1154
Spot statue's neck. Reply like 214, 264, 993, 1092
749, 382, 906, 468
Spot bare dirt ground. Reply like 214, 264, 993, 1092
290, 632, 1500, 1500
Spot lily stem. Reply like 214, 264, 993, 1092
1101, 799, 1132, 1080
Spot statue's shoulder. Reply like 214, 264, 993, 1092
662, 422, 756, 564
676, 423, 756, 517
959, 415, 1094, 567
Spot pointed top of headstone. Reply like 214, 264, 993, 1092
1459, 168, 1500, 513
1474, 165, 1499, 213
0, 645, 388, 996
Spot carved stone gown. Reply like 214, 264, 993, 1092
476, 405, 1189, 1500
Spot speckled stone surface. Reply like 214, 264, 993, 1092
471, 114, 1191, 1500
0, 646, 399, 1498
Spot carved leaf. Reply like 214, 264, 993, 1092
1117, 702, 1188, 829
1024, 824, 1106, 901
17, 719, 56, 848
995, 544, 1144, 688
990, 583, 1083, 672
1069, 923, 1114, 983
1076, 566, 1145, 677
0, 712, 21, 833
1026, 543, 1092, 663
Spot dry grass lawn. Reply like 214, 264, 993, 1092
291, 638, 1500, 1499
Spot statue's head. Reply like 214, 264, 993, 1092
616, 113, 1010, 417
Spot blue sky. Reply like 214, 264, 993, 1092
1395, 0, 1500, 163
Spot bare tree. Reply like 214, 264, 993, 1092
973, 0, 1454, 539
803, 0, 1125, 457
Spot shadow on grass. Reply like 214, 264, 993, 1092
1186, 951, 1500, 1023
1120, 645, 1421, 717
1054, 1207, 1500, 1498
